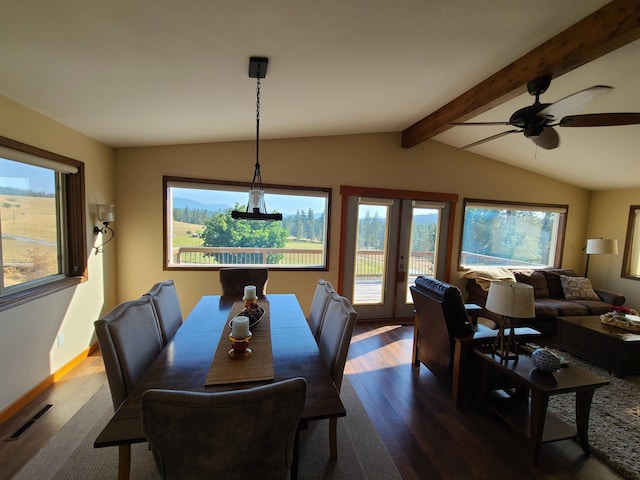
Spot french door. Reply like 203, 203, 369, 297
339, 187, 457, 321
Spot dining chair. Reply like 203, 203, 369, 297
308, 279, 335, 343
219, 267, 269, 297
94, 296, 164, 480
142, 377, 307, 480
317, 292, 358, 459
143, 279, 183, 346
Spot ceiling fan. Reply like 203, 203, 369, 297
452, 75, 640, 150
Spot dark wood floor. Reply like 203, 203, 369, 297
0, 322, 624, 480
346, 322, 622, 480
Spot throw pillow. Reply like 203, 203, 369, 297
543, 269, 577, 298
559, 275, 600, 300
514, 270, 550, 298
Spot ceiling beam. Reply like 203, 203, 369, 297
401, 0, 640, 148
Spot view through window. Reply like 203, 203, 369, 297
460, 199, 567, 269
0, 138, 85, 304
165, 177, 330, 270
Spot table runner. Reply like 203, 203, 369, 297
205, 301, 274, 385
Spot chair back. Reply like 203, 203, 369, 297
142, 378, 307, 480
144, 280, 183, 346
318, 292, 357, 391
308, 279, 335, 342
94, 296, 163, 410
219, 267, 268, 297
410, 276, 470, 387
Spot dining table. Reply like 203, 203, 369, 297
94, 293, 346, 478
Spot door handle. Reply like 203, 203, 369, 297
398, 256, 406, 282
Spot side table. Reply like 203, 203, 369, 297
475, 350, 609, 465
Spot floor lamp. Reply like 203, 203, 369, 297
485, 281, 535, 360
585, 238, 618, 277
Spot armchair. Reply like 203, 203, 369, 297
410, 276, 540, 408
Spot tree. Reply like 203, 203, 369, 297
306, 208, 315, 241
201, 205, 288, 264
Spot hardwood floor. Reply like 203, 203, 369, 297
0, 322, 624, 480
346, 322, 623, 480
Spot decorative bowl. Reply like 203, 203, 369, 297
531, 348, 562, 373
229, 307, 264, 328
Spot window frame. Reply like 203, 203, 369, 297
621, 205, 640, 281
163, 175, 331, 271
0, 136, 86, 311
458, 198, 567, 270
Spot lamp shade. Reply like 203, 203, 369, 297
485, 281, 535, 318
585, 238, 618, 255
97, 204, 115, 223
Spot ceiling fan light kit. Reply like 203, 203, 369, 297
453, 75, 640, 151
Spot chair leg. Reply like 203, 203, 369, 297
118, 444, 131, 480
329, 417, 338, 459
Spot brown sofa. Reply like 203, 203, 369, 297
465, 268, 626, 335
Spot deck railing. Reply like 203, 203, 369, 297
172, 247, 436, 273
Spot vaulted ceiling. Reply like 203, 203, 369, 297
1, 0, 638, 191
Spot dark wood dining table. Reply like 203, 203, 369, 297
94, 294, 346, 476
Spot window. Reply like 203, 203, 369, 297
0, 136, 86, 310
621, 205, 640, 280
459, 199, 567, 269
164, 176, 330, 270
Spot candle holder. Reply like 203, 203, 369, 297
228, 331, 252, 360
243, 285, 258, 309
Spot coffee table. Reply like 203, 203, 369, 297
476, 350, 609, 465
557, 315, 640, 377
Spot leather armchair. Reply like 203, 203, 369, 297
410, 276, 540, 409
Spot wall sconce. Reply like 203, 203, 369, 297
93, 204, 115, 254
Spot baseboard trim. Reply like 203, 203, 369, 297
0, 342, 99, 425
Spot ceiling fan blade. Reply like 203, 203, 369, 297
457, 129, 521, 150
532, 127, 559, 150
559, 112, 640, 127
451, 121, 512, 126
538, 85, 612, 121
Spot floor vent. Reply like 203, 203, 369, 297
5, 404, 53, 441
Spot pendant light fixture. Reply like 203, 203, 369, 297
231, 57, 283, 221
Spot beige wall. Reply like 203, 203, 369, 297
588, 189, 640, 307
115, 133, 592, 315
0, 96, 116, 412
3, 95, 629, 415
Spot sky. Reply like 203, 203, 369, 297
0, 159, 55, 193
173, 187, 327, 215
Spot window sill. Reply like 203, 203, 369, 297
0, 276, 86, 313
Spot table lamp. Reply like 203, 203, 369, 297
485, 281, 535, 360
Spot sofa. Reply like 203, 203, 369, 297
465, 267, 626, 335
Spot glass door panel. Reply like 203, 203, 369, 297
353, 202, 391, 305
405, 204, 442, 303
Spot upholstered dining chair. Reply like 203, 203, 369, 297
308, 279, 335, 343
143, 279, 183, 346
142, 378, 307, 480
94, 296, 164, 480
317, 292, 358, 459
219, 267, 269, 297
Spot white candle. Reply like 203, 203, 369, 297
231, 316, 250, 339
244, 285, 257, 300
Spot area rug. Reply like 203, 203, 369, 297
13, 376, 401, 480
547, 351, 640, 480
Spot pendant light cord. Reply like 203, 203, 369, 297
252, 75, 263, 188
